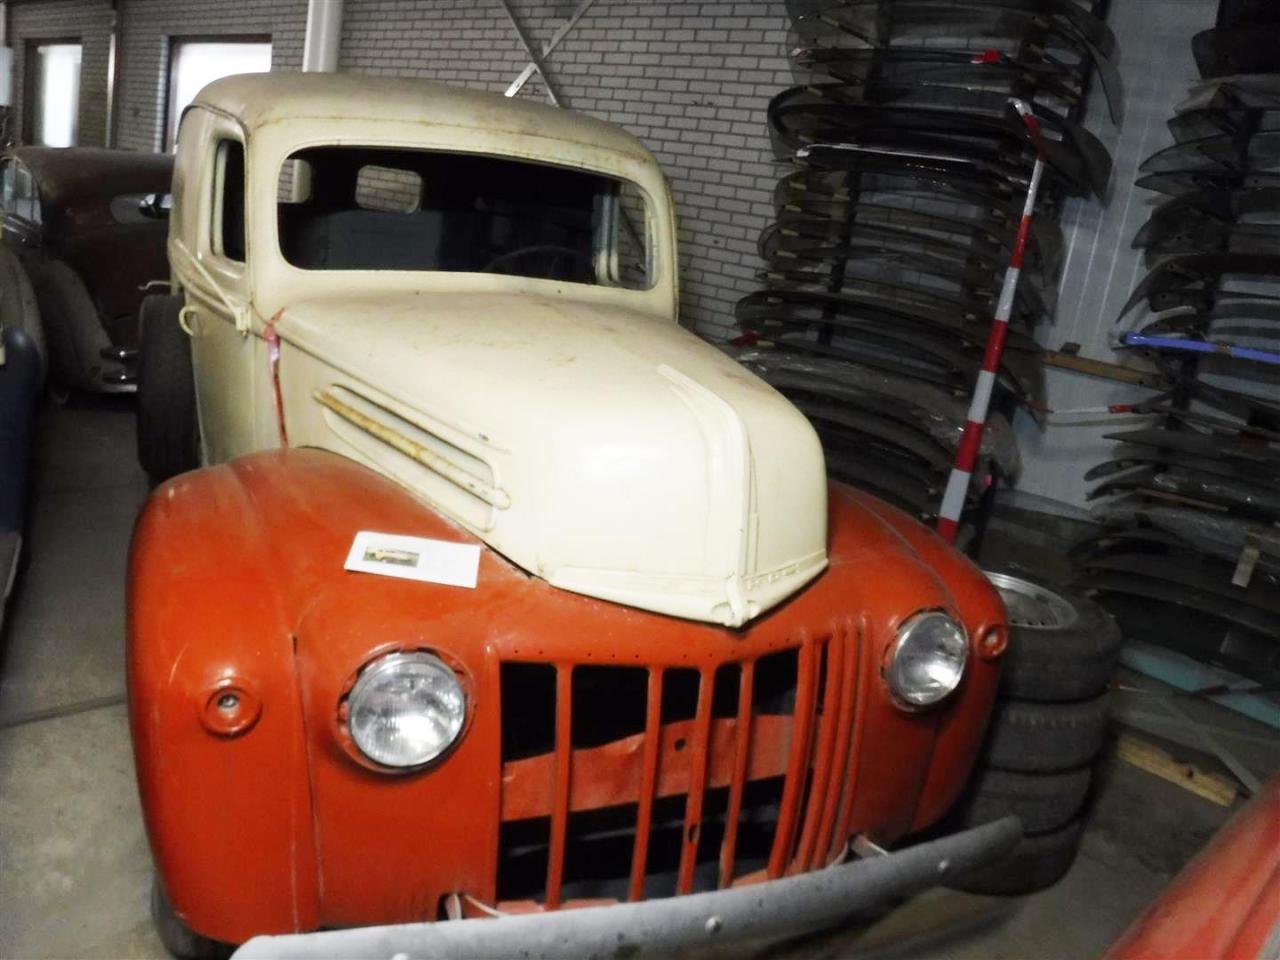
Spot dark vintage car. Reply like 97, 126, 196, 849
0, 146, 173, 393
0, 239, 44, 630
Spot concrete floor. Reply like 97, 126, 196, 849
0, 398, 1274, 959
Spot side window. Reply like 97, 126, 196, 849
3, 164, 42, 224
1, 162, 14, 214
213, 139, 245, 262
614, 181, 651, 290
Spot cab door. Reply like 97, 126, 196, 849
179, 116, 261, 465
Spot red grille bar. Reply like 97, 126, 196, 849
718, 660, 755, 888
628, 668, 663, 902
830, 621, 869, 865
793, 631, 844, 873
767, 636, 818, 879
676, 668, 714, 895
814, 623, 859, 866
544, 665, 573, 909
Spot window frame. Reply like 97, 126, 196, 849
273, 144, 657, 290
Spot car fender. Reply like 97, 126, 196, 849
129, 455, 326, 939
850, 491, 1009, 831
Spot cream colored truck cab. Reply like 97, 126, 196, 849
162, 73, 828, 627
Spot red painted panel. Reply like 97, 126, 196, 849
129, 449, 1006, 941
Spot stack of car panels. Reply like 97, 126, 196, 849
732, 0, 1117, 528
1075, 0, 1280, 683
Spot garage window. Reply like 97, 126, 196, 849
165, 37, 271, 149
26, 41, 82, 147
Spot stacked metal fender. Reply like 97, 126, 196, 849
1075, 0, 1280, 686
732, 0, 1118, 531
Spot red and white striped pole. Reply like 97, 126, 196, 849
936, 100, 1047, 544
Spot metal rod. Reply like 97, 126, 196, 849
506, 0, 597, 100
937, 99, 1048, 544
496, 0, 560, 106
104, 1, 119, 147
1120, 333, 1280, 368
233, 818, 1023, 960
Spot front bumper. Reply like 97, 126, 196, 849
233, 816, 1020, 960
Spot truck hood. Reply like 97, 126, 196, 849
279, 292, 828, 627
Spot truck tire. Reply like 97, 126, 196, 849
137, 294, 199, 483
955, 767, 1092, 834
151, 878, 230, 960
986, 570, 1123, 702
983, 696, 1109, 773
948, 819, 1084, 896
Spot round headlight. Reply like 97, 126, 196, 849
347, 651, 467, 769
886, 612, 968, 708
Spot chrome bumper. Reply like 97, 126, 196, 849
233, 817, 1020, 960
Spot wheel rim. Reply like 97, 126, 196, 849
984, 571, 1079, 630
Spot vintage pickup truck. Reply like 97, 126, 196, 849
129, 73, 1019, 959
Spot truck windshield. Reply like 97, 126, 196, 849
278, 146, 651, 289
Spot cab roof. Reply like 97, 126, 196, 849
190, 72, 654, 165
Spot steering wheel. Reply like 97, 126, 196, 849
480, 244, 595, 279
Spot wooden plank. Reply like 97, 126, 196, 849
1044, 350, 1170, 389
1115, 733, 1239, 807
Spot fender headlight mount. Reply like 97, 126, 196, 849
344, 650, 467, 770
884, 611, 969, 708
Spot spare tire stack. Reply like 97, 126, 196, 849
948, 570, 1122, 895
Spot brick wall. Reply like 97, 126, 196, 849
8, 0, 114, 147
338, 0, 793, 339
112, 0, 306, 151
5, 0, 790, 338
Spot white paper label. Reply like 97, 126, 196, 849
344, 531, 481, 589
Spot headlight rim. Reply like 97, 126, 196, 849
883, 609, 970, 710
338, 646, 472, 774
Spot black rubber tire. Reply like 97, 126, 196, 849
954, 766, 1092, 834
948, 819, 1084, 896
987, 569, 1123, 702
137, 294, 199, 483
150, 878, 231, 960
983, 696, 1109, 774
